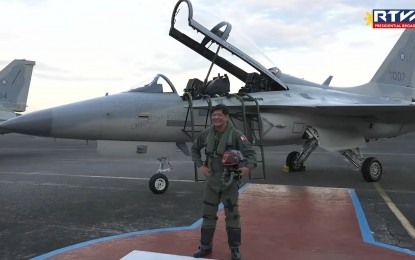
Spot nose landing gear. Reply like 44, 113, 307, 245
149, 157, 173, 194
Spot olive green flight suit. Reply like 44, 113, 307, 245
191, 123, 257, 249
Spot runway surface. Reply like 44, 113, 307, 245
0, 133, 414, 259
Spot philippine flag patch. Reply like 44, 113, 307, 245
240, 135, 248, 142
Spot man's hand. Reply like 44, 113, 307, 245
199, 165, 211, 177
238, 166, 250, 176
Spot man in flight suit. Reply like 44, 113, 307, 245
191, 104, 257, 260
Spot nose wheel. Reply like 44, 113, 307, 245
286, 151, 305, 171
149, 173, 169, 194
149, 157, 172, 194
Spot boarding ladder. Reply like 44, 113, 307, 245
226, 93, 266, 180
183, 92, 266, 181
182, 92, 212, 182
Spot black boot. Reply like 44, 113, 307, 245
193, 228, 215, 258
227, 227, 241, 260
230, 247, 241, 260
193, 244, 212, 258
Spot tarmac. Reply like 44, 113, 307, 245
0, 133, 414, 259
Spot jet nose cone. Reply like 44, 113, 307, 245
0, 109, 52, 136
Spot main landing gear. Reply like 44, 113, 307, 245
342, 149, 383, 182
284, 127, 383, 182
149, 157, 172, 194
285, 127, 319, 172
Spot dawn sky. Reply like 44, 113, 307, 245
1, 0, 413, 112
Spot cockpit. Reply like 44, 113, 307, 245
127, 74, 177, 94
168, 0, 288, 96
126, 73, 230, 100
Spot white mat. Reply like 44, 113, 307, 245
120, 250, 214, 260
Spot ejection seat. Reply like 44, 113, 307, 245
183, 74, 230, 100
204, 74, 230, 97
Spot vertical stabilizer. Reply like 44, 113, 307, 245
370, 30, 415, 89
0, 60, 35, 120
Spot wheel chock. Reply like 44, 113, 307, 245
282, 165, 306, 173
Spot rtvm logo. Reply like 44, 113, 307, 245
373, 9, 415, 28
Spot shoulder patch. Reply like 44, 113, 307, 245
240, 135, 248, 142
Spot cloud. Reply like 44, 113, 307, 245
191, 0, 400, 51
34, 73, 121, 82
1, 0, 412, 112
35, 63, 68, 73
12, 0, 47, 7
32, 62, 121, 82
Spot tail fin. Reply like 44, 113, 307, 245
0, 59, 35, 120
369, 29, 415, 99
322, 75, 333, 86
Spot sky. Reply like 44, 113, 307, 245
1, 0, 414, 113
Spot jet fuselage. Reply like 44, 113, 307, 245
2, 82, 412, 150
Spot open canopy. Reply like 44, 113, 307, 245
127, 74, 177, 94
169, 0, 288, 93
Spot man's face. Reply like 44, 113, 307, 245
211, 110, 228, 129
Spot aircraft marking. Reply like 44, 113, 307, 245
261, 116, 274, 135
0, 180, 135, 191
389, 71, 406, 82
265, 150, 415, 156
29, 185, 415, 259
0, 171, 195, 183
374, 182, 415, 239
350, 189, 415, 256
131, 116, 163, 129
0, 148, 95, 151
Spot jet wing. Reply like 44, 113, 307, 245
313, 127, 367, 152
191, 95, 415, 123
276, 104, 415, 123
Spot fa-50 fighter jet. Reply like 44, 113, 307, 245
1, 0, 415, 193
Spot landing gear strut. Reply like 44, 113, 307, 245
286, 151, 303, 171
285, 127, 319, 172
284, 126, 383, 182
149, 157, 172, 194
342, 149, 383, 182
362, 157, 383, 182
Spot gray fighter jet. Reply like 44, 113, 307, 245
1, 0, 414, 192
0, 59, 35, 122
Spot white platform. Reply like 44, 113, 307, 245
120, 250, 214, 260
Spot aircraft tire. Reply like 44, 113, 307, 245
286, 151, 302, 171
149, 173, 169, 194
361, 157, 382, 182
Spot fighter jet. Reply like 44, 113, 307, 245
0, 59, 35, 122
0, 0, 414, 191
